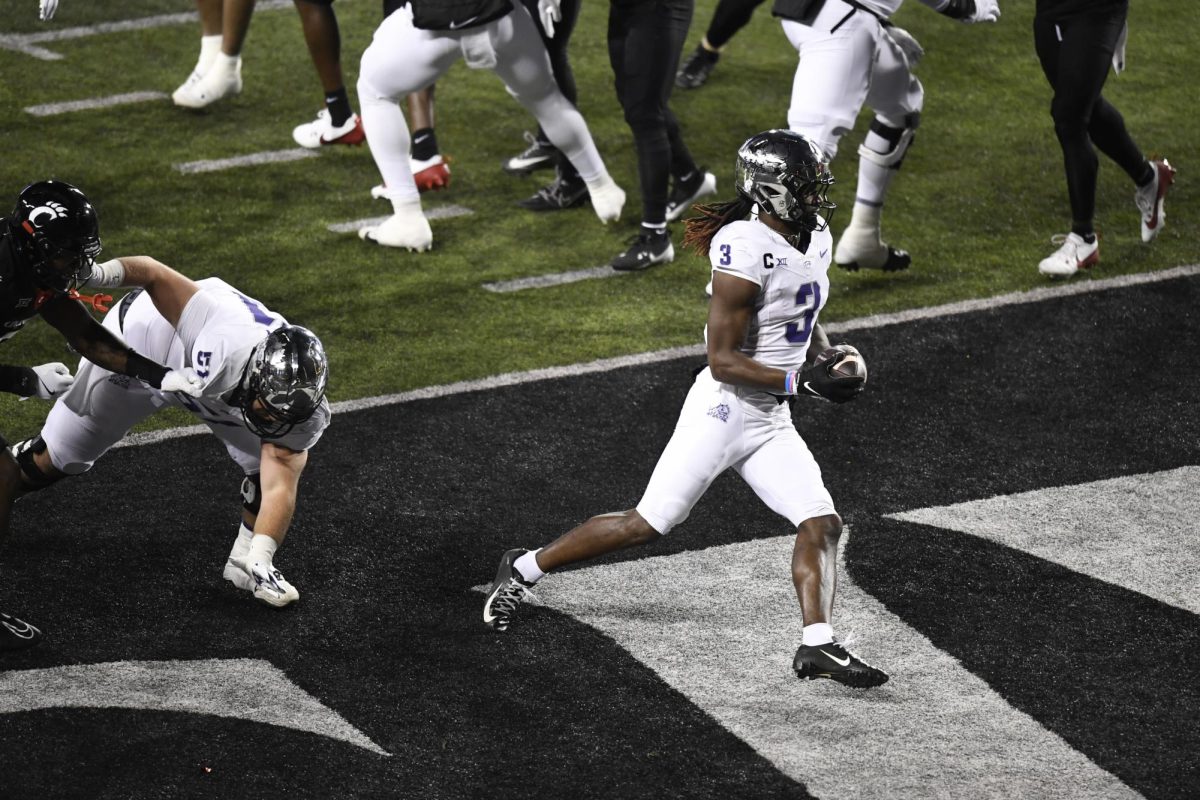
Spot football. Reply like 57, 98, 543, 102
818, 345, 868, 383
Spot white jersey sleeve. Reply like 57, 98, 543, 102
711, 221, 768, 287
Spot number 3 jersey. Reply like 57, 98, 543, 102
708, 219, 833, 372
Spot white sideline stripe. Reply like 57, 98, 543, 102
482, 265, 624, 293
888, 466, 1200, 616
0, 0, 292, 60
0, 658, 389, 757
836, 262, 1200, 333
24, 91, 167, 117
326, 204, 474, 233
525, 533, 1139, 799
174, 149, 319, 175
111, 263, 1200, 450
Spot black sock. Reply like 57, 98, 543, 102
324, 88, 353, 128
411, 127, 439, 161
1136, 161, 1155, 188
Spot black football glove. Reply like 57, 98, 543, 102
796, 346, 866, 404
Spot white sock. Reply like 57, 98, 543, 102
227, 522, 254, 561
391, 196, 423, 215
845, 202, 882, 236
197, 34, 222, 74
513, 549, 545, 584
210, 52, 240, 77
246, 533, 279, 567
802, 623, 834, 646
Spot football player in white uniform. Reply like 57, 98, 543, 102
6, 256, 330, 613
775, 0, 1000, 272
484, 130, 888, 688
355, 0, 626, 251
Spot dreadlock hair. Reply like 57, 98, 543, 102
682, 196, 755, 257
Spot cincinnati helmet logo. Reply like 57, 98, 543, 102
26, 201, 69, 228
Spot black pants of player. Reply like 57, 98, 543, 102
705, 0, 765, 49
522, 0, 583, 178
1033, 4, 1146, 233
609, 0, 698, 226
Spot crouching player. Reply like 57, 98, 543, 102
8, 256, 330, 612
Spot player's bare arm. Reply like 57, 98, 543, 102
707, 271, 791, 394
37, 294, 201, 396
38, 295, 154, 380
91, 255, 201, 327
251, 441, 309, 546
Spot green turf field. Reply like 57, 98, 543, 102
0, 0, 1193, 439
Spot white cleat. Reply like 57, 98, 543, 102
171, 68, 207, 107
1037, 232, 1099, 278
173, 57, 242, 109
292, 109, 366, 149
227, 557, 300, 608
1135, 158, 1176, 243
587, 177, 625, 224
223, 559, 254, 592
834, 224, 911, 272
359, 201, 433, 251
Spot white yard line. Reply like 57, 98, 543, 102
327, 204, 474, 233
174, 148, 320, 175
482, 265, 624, 293
111, 263, 1200, 449
24, 91, 168, 117
0, 0, 292, 60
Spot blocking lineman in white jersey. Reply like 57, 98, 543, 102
484, 130, 889, 688
774, 0, 1000, 272
9, 257, 330, 610
356, 0, 626, 251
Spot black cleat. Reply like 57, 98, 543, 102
666, 169, 717, 222
676, 44, 720, 90
518, 171, 589, 211
611, 229, 675, 271
793, 641, 889, 688
503, 132, 558, 175
1, 611, 43, 653
483, 549, 537, 631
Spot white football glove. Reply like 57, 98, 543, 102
160, 367, 204, 397
29, 362, 73, 400
887, 25, 924, 68
968, 0, 1000, 23
38, 0, 58, 21
537, 0, 562, 38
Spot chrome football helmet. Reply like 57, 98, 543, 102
10, 180, 102, 291
238, 325, 328, 438
734, 130, 836, 232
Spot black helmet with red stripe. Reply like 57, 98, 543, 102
10, 180, 102, 292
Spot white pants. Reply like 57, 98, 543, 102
636, 369, 837, 535
782, 1, 923, 161
41, 295, 265, 477
357, 4, 607, 201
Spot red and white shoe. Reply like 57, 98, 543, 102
1038, 232, 1099, 278
411, 154, 450, 192
292, 109, 365, 149
1135, 158, 1176, 243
